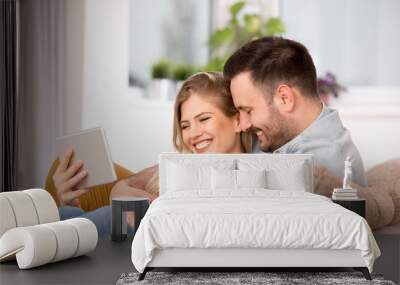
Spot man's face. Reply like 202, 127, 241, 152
230, 71, 293, 152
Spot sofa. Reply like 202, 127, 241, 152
314, 159, 400, 284
44, 159, 133, 211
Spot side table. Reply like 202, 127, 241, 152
332, 198, 366, 218
112, 197, 150, 242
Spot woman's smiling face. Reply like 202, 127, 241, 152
180, 93, 242, 154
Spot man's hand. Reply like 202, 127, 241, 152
52, 148, 89, 206
110, 180, 157, 204
125, 165, 158, 190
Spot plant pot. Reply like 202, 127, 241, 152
146, 79, 176, 102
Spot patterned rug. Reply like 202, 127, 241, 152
117, 271, 396, 285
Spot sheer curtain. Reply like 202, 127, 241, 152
17, 0, 66, 189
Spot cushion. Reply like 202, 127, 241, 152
0, 189, 59, 237
268, 162, 307, 191
23, 189, 60, 224
159, 154, 312, 194
0, 218, 97, 269
167, 162, 211, 191
0, 191, 39, 227
0, 196, 16, 237
367, 159, 400, 226
238, 159, 307, 191
211, 168, 268, 190
211, 168, 236, 190
166, 159, 235, 192
236, 169, 268, 189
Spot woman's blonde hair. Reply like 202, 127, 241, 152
172, 71, 252, 153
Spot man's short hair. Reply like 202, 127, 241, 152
223, 37, 319, 99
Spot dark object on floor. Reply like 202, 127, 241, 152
111, 197, 149, 242
332, 198, 366, 218
118, 270, 394, 285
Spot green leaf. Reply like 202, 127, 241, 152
151, 58, 172, 79
205, 1, 287, 66
201, 57, 226, 72
244, 14, 261, 35
229, 17, 239, 27
265, 17, 285, 36
208, 27, 234, 49
172, 63, 196, 81
230, 1, 245, 18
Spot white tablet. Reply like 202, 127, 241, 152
56, 127, 117, 189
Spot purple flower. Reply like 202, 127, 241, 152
317, 72, 346, 99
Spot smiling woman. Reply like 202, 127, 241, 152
173, 72, 252, 154
112, 72, 253, 198
137, 72, 253, 196
134, 71, 254, 196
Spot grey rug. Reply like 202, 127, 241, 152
117, 272, 396, 285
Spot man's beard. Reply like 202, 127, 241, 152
251, 113, 297, 153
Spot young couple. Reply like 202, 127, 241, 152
54, 37, 367, 234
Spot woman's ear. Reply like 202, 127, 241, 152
274, 84, 295, 113
233, 112, 241, 133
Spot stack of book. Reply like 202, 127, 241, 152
332, 188, 358, 200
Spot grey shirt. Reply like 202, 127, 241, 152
254, 105, 368, 187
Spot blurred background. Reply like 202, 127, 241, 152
1, 0, 400, 190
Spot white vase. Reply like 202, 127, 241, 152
146, 79, 176, 102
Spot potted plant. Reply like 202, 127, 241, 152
172, 63, 196, 94
146, 59, 175, 101
202, 1, 286, 72
201, 57, 226, 72
201, 1, 346, 104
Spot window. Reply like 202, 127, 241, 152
281, 0, 400, 86
129, 0, 211, 87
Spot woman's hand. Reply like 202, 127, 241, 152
52, 148, 90, 207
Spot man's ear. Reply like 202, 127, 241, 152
273, 84, 295, 113
233, 112, 241, 133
